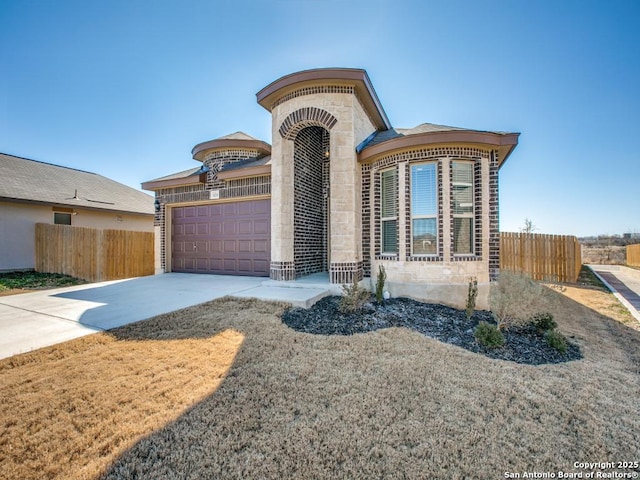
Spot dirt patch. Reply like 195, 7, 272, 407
1, 294, 638, 479
0, 288, 30, 297
561, 285, 639, 331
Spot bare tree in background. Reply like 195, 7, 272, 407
520, 218, 538, 234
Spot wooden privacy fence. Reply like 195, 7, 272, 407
628, 244, 640, 268
35, 223, 154, 282
500, 232, 582, 283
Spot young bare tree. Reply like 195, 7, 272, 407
520, 218, 537, 234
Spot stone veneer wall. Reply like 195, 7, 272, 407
152, 147, 269, 272
293, 126, 329, 277
269, 89, 376, 284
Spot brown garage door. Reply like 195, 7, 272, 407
171, 199, 270, 276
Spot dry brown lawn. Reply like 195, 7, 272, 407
1, 288, 639, 480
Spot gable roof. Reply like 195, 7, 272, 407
0, 153, 154, 215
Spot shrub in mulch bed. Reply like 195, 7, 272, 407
281, 296, 582, 365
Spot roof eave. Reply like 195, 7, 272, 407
0, 196, 154, 216
141, 173, 207, 191
358, 131, 520, 166
217, 164, 271, 181
256, 68, 392, 131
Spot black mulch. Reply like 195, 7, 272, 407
281, 296, 582, 365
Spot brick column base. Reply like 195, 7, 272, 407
270, 261, 296, 281
330, 262, 364, 284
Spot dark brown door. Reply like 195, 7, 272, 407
171, 199, 270, 276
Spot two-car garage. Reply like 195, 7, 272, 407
170, 198, 270, 276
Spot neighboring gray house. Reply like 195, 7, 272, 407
0, 153, 154, 271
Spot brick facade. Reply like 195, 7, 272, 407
293, 126, 329, 277
144, 68, 518, 306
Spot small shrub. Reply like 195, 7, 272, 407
532, 312, 557, 333
490, 271, 546, 330
545, 329, 568, 354
375, 265, 387, 304
466, 277, 478, 320
474, 321, 505, 349
339, 279, 370, 313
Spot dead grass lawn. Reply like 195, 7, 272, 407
1, 289, 639, 479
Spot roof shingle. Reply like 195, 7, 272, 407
0, 153, 154, 215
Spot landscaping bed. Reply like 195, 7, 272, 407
282, 296, 582, 365
0, 271, 84, 295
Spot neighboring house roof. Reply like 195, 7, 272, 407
0, 153, 154, 215
358, 122, 520, 167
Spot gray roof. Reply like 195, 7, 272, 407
148, 166, 203, 182
216, 131, 262, 141
364, 122, 509, 148
0, 153, 154, 215
145, 156, 271, 185
219, 156, 271, 173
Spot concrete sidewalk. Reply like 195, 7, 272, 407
588, 265, 640, 322
0, 273, 332, 359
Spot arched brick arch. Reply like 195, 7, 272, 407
278, 107, 337, 140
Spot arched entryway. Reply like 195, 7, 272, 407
293, 126, 330, 277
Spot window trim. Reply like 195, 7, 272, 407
410, 161, 438, 257
380, 167, 397, 255
451, 160, 475, 256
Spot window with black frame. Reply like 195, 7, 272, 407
451, 161, 474, 255
380, 168, 397, 255
411, 163, 438, 256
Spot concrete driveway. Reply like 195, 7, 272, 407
0, 273, 333, 360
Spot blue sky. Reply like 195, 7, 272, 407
1, 0, 638, 237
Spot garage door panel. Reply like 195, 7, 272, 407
223, 259, 237, 272
237, 202, 253, 215
253, 260, 269, 275
210, 222, 222, 235
197, 258, 210, 271
209, 204, 223, 216
209, 240, 223, 253
253, 201, 269, 215
254, 219, 269, 234
223, 203, 237, 215
237, 259, 252, 272
253, 240, 268, 253
238, 220, 252, 234
238, 240, 252, 252
210, 258, 223, 271
172, 199, 270, 276
197, 206, 209, 216
223, 222, 236, 235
